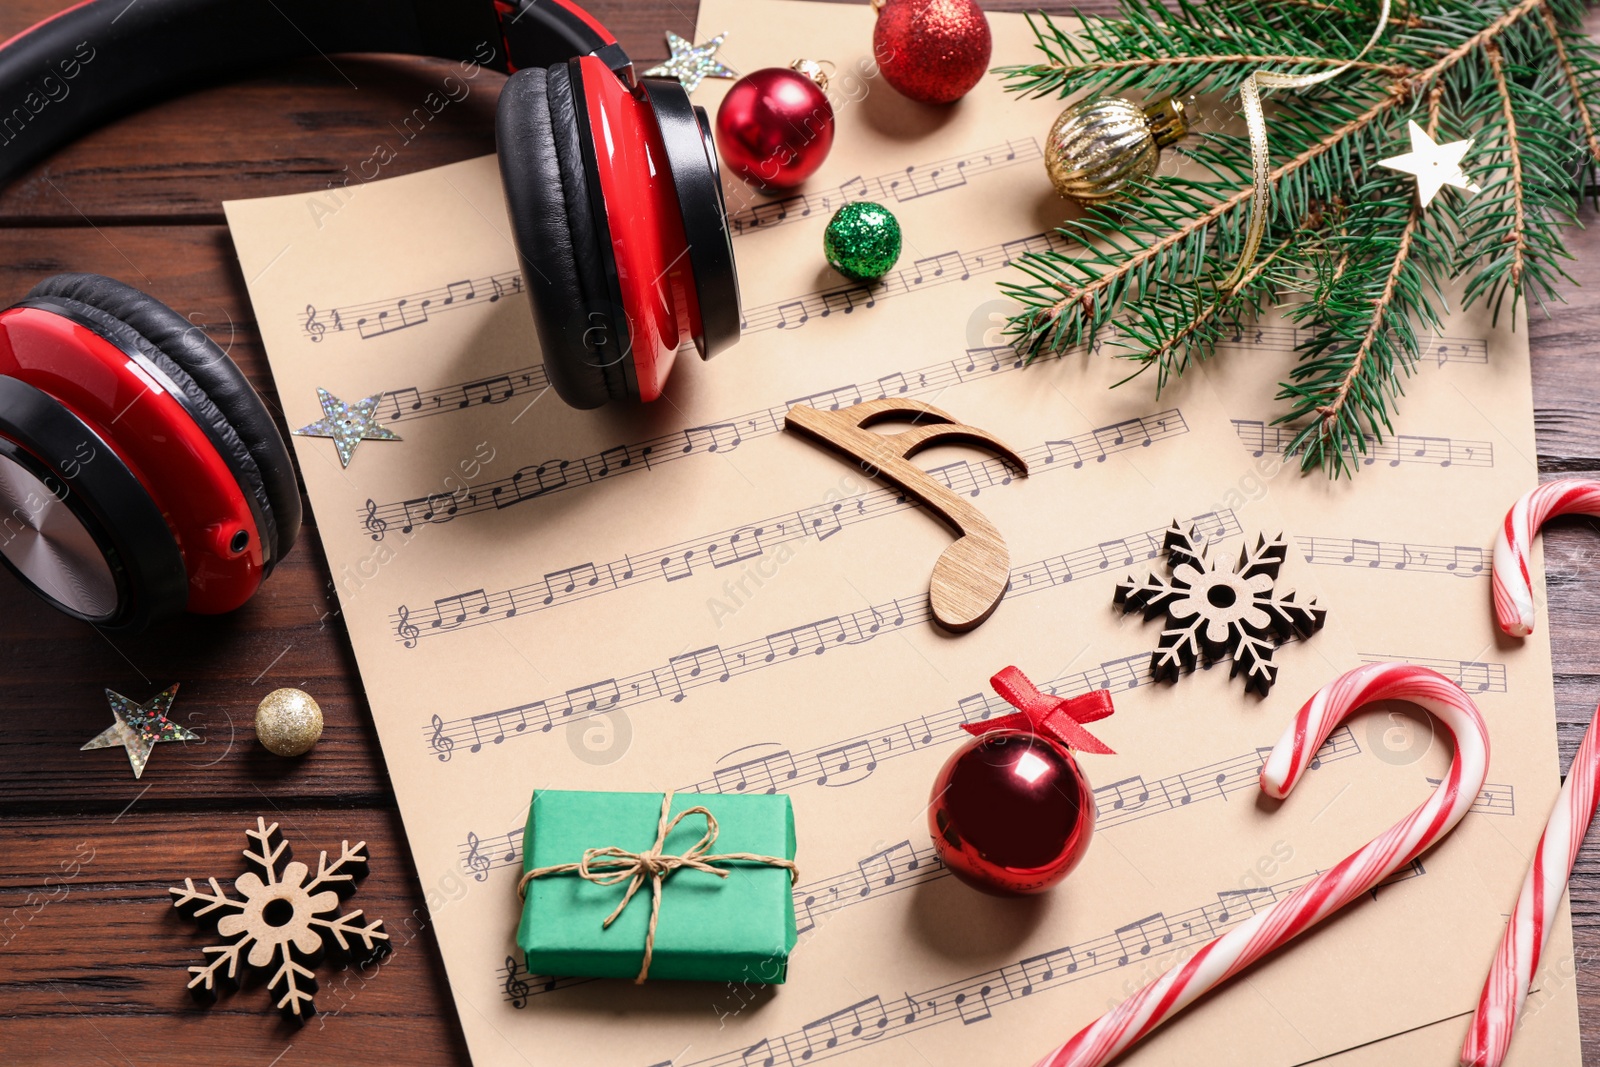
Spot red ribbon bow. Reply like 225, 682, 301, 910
961, 666, 1116, 755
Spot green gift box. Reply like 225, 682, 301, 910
516, 790, 797, 984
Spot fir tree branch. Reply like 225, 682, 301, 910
1312, 98, 1434, 448
1038, 54, 1411, 77
1274, 0, 1425, 29
1484, 43, 1529, 292
1017, 0, 1548, 349
1538, 3, 1600, 165
1001, 0, 1594, 475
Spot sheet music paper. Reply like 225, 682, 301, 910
1202, 297, 1582, 1064
222, 1, 1573, 1063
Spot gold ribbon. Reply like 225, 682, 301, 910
1219, 0, 1393, 290
517, 791, 799, 984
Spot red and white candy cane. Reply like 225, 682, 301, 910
1462, 479, 1600, 1067
1035, 662, 1490, 1067
1491, 478, 1600, 636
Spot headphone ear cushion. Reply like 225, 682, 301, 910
496, 65, 626, 409
25, 273, 300, 571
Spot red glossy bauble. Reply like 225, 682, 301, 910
872, 0, 992, 105
928, 729, 1095, 895
715, 66, 835, 191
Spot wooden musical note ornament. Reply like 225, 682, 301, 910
784, 398, 1028, 631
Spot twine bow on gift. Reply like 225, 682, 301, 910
516, 791, 798, 983
966, 665, 1117, 754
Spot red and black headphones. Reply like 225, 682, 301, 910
0, 0, 742, 629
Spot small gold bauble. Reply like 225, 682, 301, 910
254, 688, 323, 757
1045, 95, 1188, 202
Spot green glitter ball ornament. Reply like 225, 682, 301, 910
824, 202, 902, 282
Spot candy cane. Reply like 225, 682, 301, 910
1035, 662, 1490, 1067
1462, 479, 1600, 1067
1491, 478, 1600, 637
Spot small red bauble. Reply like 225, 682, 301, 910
929, 730, 1096, 895
715, 63, 835, 191
872, 0, 992, 105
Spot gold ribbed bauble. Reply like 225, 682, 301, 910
1044, 96, 1188, 202
254, 688, 323, 757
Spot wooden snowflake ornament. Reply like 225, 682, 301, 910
1113, 523, 1326, 694
169, 817, 390, 1023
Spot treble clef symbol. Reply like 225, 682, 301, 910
397, 604, 419, 649
304, 304, 326, 343
364, 498, 388, 542
430, 713, 454, 762
464, 832, 490, 882
504, 955, 530, 1009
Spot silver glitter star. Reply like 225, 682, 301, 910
82, 684, 198, 779
642, 31, 737, 93
292, 387, 401, 468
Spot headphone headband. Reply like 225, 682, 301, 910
0, 0, 630, 187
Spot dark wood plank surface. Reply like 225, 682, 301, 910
2, 1, 1600, 1064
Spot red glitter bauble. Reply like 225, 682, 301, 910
928, 729, 1095, 895
714, 66, 835, 191
872, 0, 992, 105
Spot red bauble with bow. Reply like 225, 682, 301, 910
928, 667, 1115, 895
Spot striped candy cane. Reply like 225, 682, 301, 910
1462, 479, 1600, 1067
1491, 479, 1600, 636
1035, 662, 1490, 1067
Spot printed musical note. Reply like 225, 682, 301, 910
855, 841, 922, 895
682, 423, 742, 454
430, 589, 490, 630
1095, 775, 1152, 814
364, 499, 388, 542
493, 746, 1445, 1011
464, 833, 490, 882
723, 138, 1042, 237
418, 511, 1262, 757
648, 864, 1432, 1059
740, 1037, 790, 1067
1234, 421, 1493, 468
1427, 777, 1517, 817
384, 412, 1191, 639
814, 740, 878, 787
302, 268, 524, 342
1358, 652, 1507, 692
304, 304, 327, 342
429, 713, 453, 762
503, 954, 530, 1009
669, 646, 732, 697
460, 374, 514, 407
1207, 886, 1278, 926
1112, 913, 1173, 965
711, 748, 800, 795
396, 605, 419, 649
799, 997, 889, 1057
1300, 535, 1488, 578
709, 526, 769, 569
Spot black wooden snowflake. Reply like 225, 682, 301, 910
1113, 522, 1326, 695
169, 817, 390, 1023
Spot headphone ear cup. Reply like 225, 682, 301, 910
24, 274, 300, 571
0, 376, 188, 631
497, 65, 631, 408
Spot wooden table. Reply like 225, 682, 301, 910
2, 1, 1598, 1063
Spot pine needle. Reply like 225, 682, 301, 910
999, 0, 1596, 475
